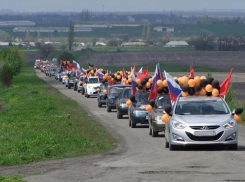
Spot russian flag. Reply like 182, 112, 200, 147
81, 67, 86, 74
164, 71, 181, 102
157, 63, 163, 80
72, 60, 77, 69
148, 65, 159, 100
96, 69, 104, 79
131, 68, 137, 95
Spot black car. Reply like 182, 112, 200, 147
116, 87, 132, 119
106, 84, 131, 112
97, 82, 108, 107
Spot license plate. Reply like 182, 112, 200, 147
194, 131, 215, 136
90, 92, 93, 94
146, 116, 149, 119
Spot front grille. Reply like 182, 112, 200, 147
190, 125, 220, 130
186, 131, 224, 141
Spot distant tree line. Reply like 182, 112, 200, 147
189, 34, 245, 51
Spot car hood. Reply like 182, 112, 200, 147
172, 114, 232, 125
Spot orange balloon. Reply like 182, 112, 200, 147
173, 77, 178, 80
212, 88, 219, 97
103, 89, 107, 95
145, 105, 153, 112
194, 76, 201, 85
136, 78, 141, 85
200, 76, 207, 80
234, 114, 242, 123
195, 91, 200, 96
181, 76, 189, 85
146, 82, 151, 88
178, 77, 182, 84
148, 78, 153, 84
128, 78, 132, 83
205, 84, 213, 92
188, 79, 195, 87
157, 80, 164, 87
162, 80, 168, 87
126, 100, 132, 106
117, 75, 121, 80
200, 88, 207, 96
96, 88, 101, 92
181, 91, 189, 97
161, 113, 169, 123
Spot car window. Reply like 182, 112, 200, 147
175, 100, 229, 115
135, 92, 150, 104
156, 96, 171, 109
109, 87, 124, 96
89, 78, 99, 83
121, 89, 131, 99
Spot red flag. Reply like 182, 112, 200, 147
188, 65, 194, 77
137, 66, 149, 80
219, 68, 233, 96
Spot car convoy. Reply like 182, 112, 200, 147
36, 61, 243, 151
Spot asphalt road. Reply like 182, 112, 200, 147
3, 71, 245, 182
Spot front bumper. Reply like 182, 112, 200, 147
170, 126, 238, 146
152, 121, 165, 132
118, 106, 129, 115
87, 88, 98, 96
131, 114, 149, 124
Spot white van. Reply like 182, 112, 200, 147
84, 76, 100, 98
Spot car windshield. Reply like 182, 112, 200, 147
135, 92, 150, 104
156, 96, 171, 109
109, 87, 124, 96
175, 100, 230, 115
100, 84, 108, 90
121, 89, 131, 99
89, 78, 99, 83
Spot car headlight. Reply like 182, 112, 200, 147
172, 120, 186, 129
120, 103, 127, 108
155, 116, 162, 122
223, 120, 236, 129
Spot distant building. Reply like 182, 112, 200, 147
13, 27, 93, 33
121, 42, 147, 47
0, 21, 35, 27
153, 26, 174, 32
164, 41, 189, 47
128, 16, 135, 22
95, 42, 106, 46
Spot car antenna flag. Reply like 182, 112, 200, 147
164, 70, 181, 102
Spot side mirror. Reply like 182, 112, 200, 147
232, 109, 235, 116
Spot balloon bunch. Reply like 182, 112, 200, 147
103, 72, 123, 84
175, 75, 221, 97
161, 104, 172, 123
126, 95, 136, 107
233, 107, 243, 123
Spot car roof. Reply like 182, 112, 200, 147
178, 96, 223, 102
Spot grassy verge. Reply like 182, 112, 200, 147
0, 61, 116, 166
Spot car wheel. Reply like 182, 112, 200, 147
169, 141, 177, 151
149, 126, 152, 135
81, 89, 85, 95
131, 122, 136, 128
98, 102, 102, 108
68, 86, 71, 89
59, 78, 62, 82
152, 128, 158, 137
107, 105, 111, 112
74, 87, 77, 91
77, 89, 80, 93
117, 111, 122, 119
86, 94, 90, 98
165, 140, 169, 148
227, 144, 238, 150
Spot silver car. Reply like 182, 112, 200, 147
165, 96, 238, 151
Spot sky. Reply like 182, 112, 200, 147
1, 0, 245, 12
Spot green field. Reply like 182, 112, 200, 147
0, 61, 116, 166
